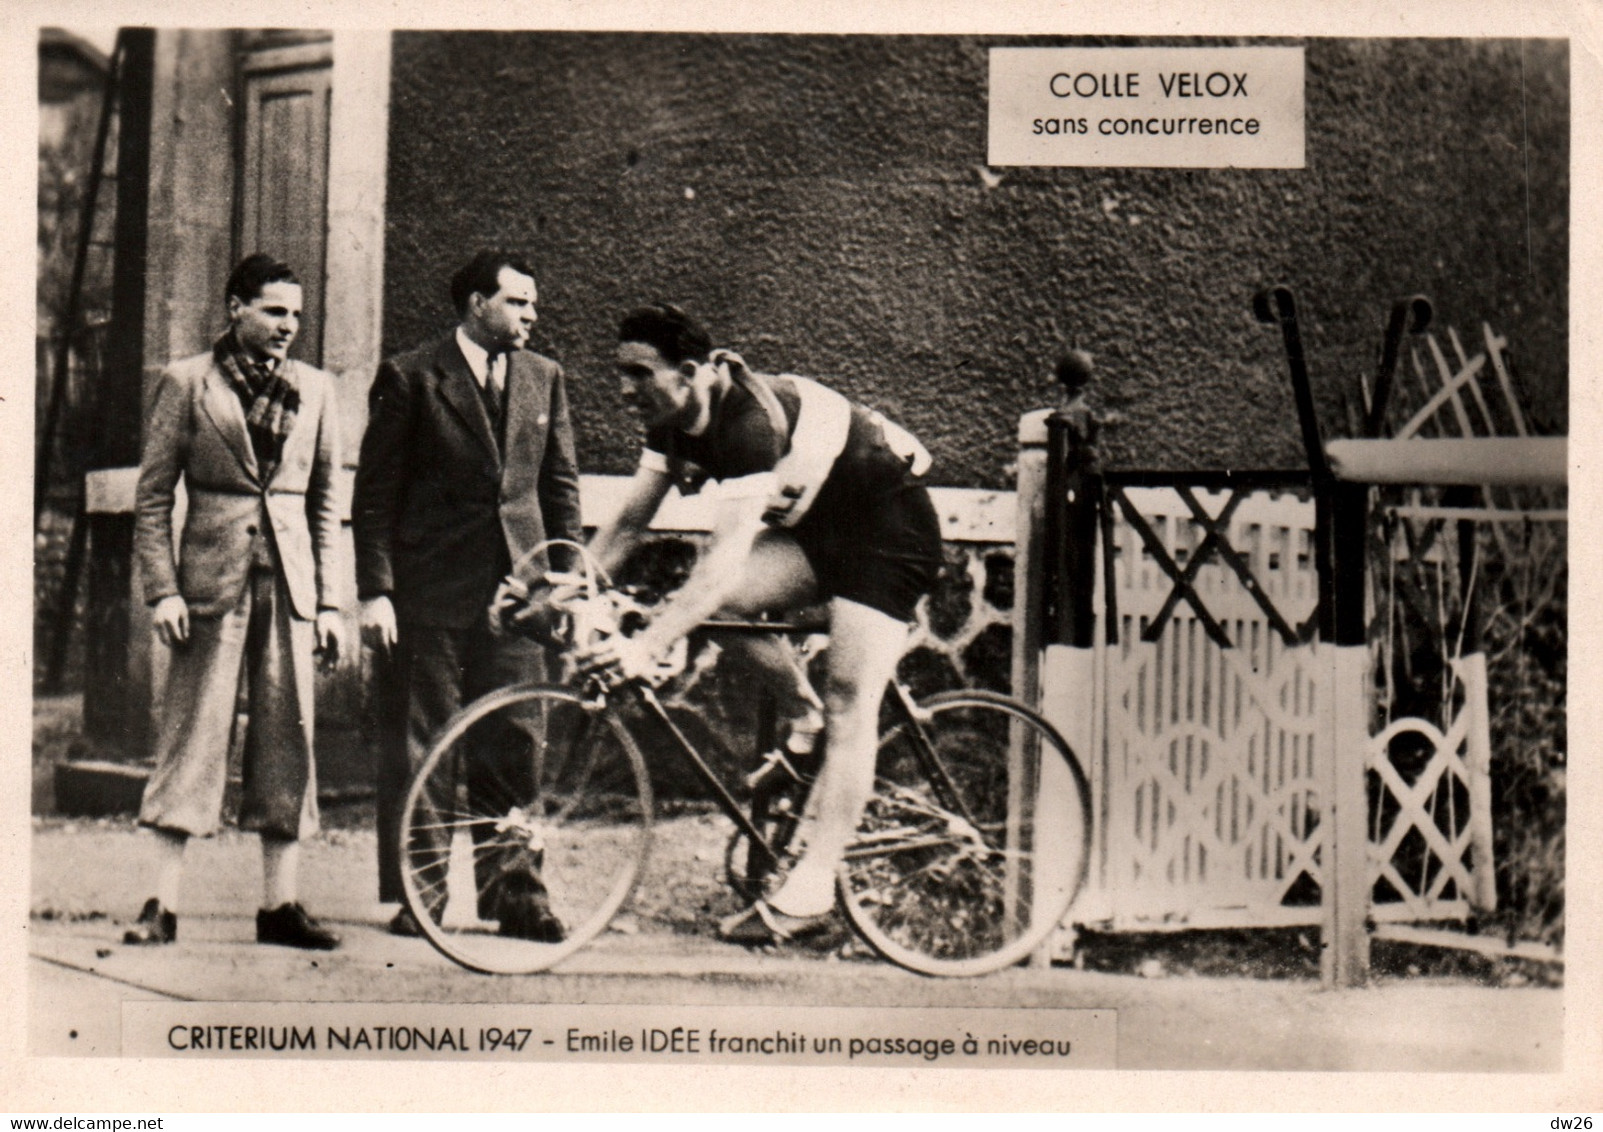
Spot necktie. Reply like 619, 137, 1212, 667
483, 353, 504, 423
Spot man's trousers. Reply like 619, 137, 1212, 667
139, 567, 318, 840
375, 615, 546, 905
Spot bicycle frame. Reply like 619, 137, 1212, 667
596, 615, 982, 878
880, 681, 984, 831
622, 680, 787, 873
399, 603, 1090, 976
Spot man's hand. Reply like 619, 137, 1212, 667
315, 610, 348, 670
490, 575, 534, 629
575, 632, 658, 682
361, 595, 398, 652
152, 595, 190, 647
494, 576, 583, 645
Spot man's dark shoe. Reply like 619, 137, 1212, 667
256, 902, 341, 950
123, 897, 177, 946
480, 843, 563, 941
490, 861, 565, 943
496, 890, 566, 943
388, 905, 442, 938
477, 842, 546, 917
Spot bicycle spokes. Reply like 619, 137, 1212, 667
398, 685, 654, 975
840, 691, 1090, 977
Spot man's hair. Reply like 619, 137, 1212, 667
451, 250, 536, 316
617, 303, 713, 366
225, 253, 299, 305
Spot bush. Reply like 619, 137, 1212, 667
1482, 544, 1566, 947
1368, 508, 1564, 947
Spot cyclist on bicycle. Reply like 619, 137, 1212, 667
576, 303, 943, 943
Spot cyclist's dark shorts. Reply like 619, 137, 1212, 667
788, 478, 943, 624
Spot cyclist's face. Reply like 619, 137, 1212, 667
617, 340, 699, 429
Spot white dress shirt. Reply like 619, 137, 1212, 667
455, 326, 504, 392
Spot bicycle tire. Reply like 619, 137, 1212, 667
838, 690, 1091, 977
398, 682, 653, 975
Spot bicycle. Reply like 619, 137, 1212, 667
396, 542, 1092, 978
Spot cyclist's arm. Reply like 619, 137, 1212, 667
588, 464, 674, 577
627, 484, 770, 662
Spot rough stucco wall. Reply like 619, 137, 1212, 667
383, 34, 1567, 488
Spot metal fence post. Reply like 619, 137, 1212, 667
1013, 355, 1102, 965
1256, 285, 1371, 988
1328, 479, 1372, 988
1011, 409, 1051, 720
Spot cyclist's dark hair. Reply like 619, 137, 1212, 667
225, 253, 299, 305
618, 303, 713, 366
451, 250, 537, 316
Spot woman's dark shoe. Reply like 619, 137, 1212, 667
257, 902, 341, 950
123, 898, 177, 946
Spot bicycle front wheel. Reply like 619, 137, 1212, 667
839, 690, 1090, 977
399, 683, 653, 975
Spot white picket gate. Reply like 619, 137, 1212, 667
1051, 485, 1494, 932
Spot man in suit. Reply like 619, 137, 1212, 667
353, 250, 583, 940
124, 253, 348, 950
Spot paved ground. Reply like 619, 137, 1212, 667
27, 817, 1564, 1073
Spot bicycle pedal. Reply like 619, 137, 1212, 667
745, 750, 801, 792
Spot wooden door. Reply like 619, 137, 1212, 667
237, 34, 373, 796
238, 37, 331, 366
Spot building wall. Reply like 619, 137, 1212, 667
64, 30, 385, 770
383, 34, 1567, 487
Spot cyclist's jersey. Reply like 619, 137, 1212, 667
640, 350, 930, 528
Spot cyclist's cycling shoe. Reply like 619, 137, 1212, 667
717, 899, 832, 945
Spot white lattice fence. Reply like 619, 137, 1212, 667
1368, 654, 1495, 921
1078, 486, 1493, 931
1086, 488, 1327, 927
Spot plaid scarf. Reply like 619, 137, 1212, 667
215, 330, 300, 479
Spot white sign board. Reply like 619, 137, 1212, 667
988, 47, 1306, 168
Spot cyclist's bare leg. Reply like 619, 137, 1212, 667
708, 533, 825, 745
713, 633, 825, 748
765, 596, 909, 919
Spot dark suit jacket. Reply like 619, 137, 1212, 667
135, 351, 343, 620
351, 335, 584, 629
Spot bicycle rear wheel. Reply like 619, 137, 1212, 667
399, 683, 652, 974
839, 690, 1090, 977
